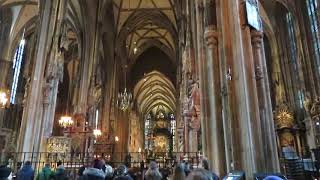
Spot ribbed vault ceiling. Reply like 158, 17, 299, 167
114, 0, 178, 68
134, 71, 176, 115
112, 0, 176, 33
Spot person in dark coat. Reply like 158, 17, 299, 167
0, 165, 13, 180
201, 159, 219, 180
54, 166, 68, 180
81, 159, 105, 180
77, 166, 86, 180
17, 161, 34, 180
113, 165, 133, 180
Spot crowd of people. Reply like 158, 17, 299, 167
0, 158, 284, 180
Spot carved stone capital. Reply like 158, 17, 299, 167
251, 30, 263, 49
204, 26, 218, 47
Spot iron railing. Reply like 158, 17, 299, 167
0, 151, 202, 179
279, 152, 319, 180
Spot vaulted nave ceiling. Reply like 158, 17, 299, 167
113, 0, 178, 67
114, 0, 179, 116
134, 71, 176, 115
112, 0, 177, 33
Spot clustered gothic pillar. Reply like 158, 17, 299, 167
17, 0, 66, 155
195, 0, 210, 161
251, 30, 280, 171
204, 26, 226, 176
196, 0, 280, 178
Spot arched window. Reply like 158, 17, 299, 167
306, 0, 320, 73
145, 113, 152, 150
10, 37, 26, 104
169, 113, 176, 151
286, 12, 304, 109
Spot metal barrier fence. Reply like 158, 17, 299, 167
279, 152, 319, 180
0, 152, 201, 179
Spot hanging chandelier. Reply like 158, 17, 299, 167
93, 129, 102, 137
58, 115, 74, 128
0, 90, 9, 109
117, 66, 132, 111
118, 88, 132, 111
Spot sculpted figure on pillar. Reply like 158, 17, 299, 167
42, 81, 53, 106
22, 77, 30, 106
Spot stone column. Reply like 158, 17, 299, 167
251, 30, 280, 171
217, 0, 268, 177
183, 110, 192, 152
17, 0, 64, 155
76, 1, 100, 118
204, 25, 226, 177
195, 0, 210, 162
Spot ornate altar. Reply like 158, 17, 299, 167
149, 111, 172, 157
47, 136, 72, 161
274, 103, 301, 156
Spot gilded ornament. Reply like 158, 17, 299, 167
275, 104, 294, 129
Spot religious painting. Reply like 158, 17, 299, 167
154, 135, 168, 152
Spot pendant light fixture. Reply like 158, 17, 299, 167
117, 66, 132, 111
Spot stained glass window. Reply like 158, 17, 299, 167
169, 113, 176, 151
145, 113, 152, 149
286, 12, 304, 109
10, 37, 26, 104
307, 0, 320, 73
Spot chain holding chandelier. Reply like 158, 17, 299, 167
117, 66, 132, 111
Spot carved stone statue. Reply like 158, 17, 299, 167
303, 93, 312, 115
310, 97, 320, 119
56, 51, 64, 82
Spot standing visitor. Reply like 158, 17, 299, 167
201, 159, 219, 180
82, 159, 106, 180
54, 166, 68, 180
171, 164, 186, 180
0, 165, 13, 180
17, 161, 34, 180
144, 161, 162, 180
36, 163, 54, 180
113, 165, 133, 180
